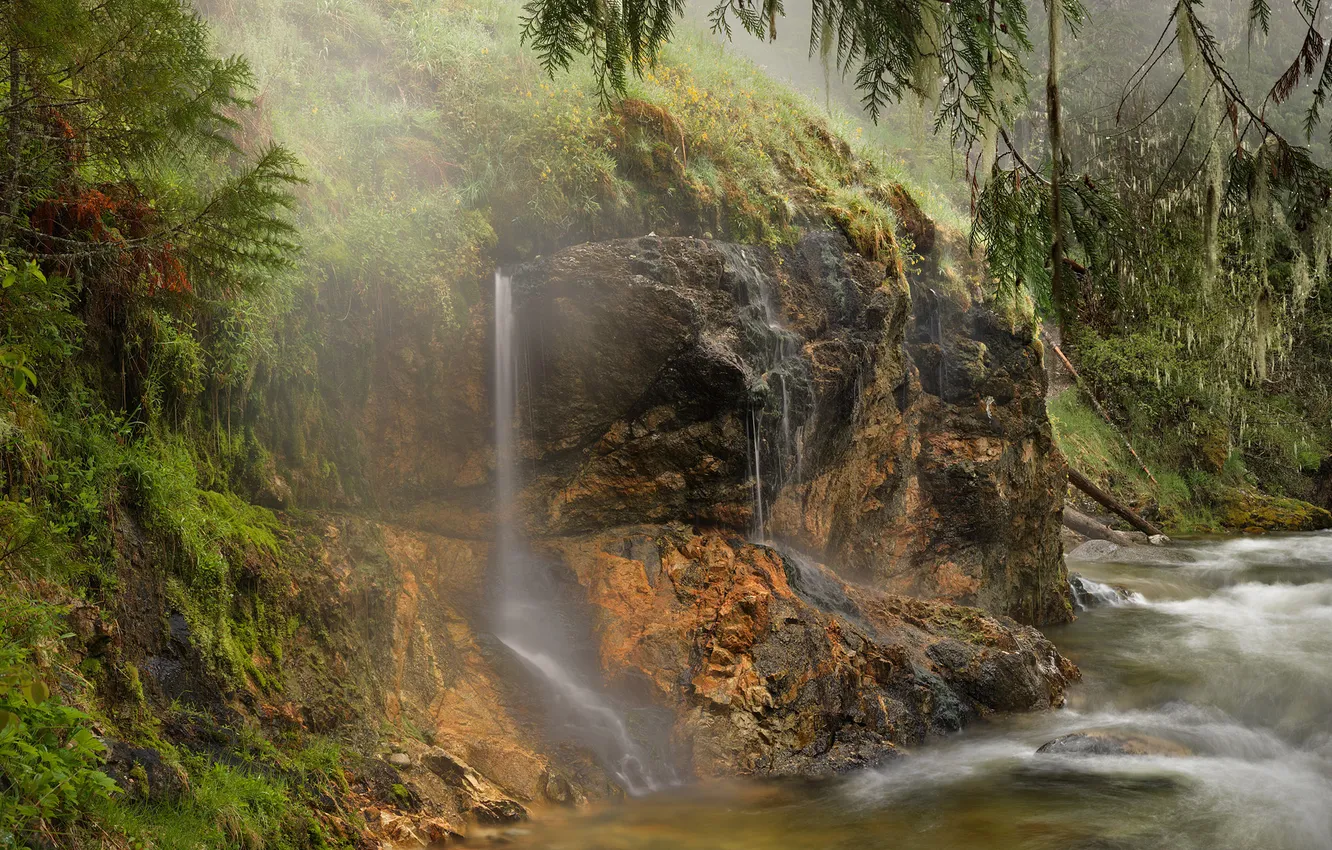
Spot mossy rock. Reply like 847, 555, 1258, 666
1219, 488, 1332, 532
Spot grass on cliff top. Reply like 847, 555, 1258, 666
208, 0, 939, 330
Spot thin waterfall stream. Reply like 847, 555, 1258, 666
491, 270, 664, 796
731, 247, 809, 541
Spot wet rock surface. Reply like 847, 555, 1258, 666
365, 232, 1068, 623
546, 528, 1075, 777
308, 232, 1077, 794
1068, 573, 1138, 609
1067, 539, 1196, 565
1037, 731, 1191, 757
284, 514, 1076, 790
492, 233, 1070, 625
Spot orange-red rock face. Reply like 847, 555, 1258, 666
544, 529, 1074, 777
306, 519, 1073, 790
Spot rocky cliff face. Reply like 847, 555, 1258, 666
367, 231, 1069, 623
301, 229, 1075, 791
110, 228, 1075, 843
167, 510, 1071, 841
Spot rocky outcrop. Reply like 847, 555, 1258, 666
544, 528, 1074, 776
1037, 731, 1190, 757
276, 515, 1073, 790
363, 232, 1069, 624
268, 229, 1075, 800
354, 231, 1069, 620
447, 232, 1064, 624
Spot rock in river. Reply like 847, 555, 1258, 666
1037, 731, 1191, 757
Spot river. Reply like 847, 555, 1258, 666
501, 533, 1332, 850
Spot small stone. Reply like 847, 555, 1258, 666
543, 771, 575, 805
379, 811, 420, 843
422, 818, 463, 843
387, 752, 412, 769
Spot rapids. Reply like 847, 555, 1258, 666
499, 533, 1332, 849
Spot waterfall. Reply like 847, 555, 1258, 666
491, 270, 663, 796
929, 288, 946, 399
749, 408, 766, 540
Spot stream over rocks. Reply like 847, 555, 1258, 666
501, 533, 1332, 850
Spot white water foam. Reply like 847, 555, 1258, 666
1174, 532, 1332, 572
1070, 574, 1146, 610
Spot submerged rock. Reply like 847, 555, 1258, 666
1037, 731, 1191, 757
1067, 539, 1194, 565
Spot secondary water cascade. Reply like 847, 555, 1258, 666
491, 270, 663, 796
504, 531, 1332, 849
731, 247, 811, 539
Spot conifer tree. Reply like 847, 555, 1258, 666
0, 0, 299, 394
0, 0, 299, 296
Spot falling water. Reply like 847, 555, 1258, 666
730, 248, 810, 540
748, 408, 766, 540
1069, 572, 1145, 610
928, 287, 947, 399
492, 269, 663, 796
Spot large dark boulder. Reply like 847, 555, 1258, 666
102, 740, 189, 802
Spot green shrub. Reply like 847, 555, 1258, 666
0, 624, 117, 848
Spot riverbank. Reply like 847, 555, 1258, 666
1049, 377, 1332, 537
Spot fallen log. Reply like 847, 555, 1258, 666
1067, 467, 1166, 539
1063, 506, 1148, 547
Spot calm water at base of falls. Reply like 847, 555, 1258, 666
500, 534, 1332, 850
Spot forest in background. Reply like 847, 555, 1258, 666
697, 0, 1332, 532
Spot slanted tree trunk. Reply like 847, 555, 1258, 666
1067, 467, 1166, 538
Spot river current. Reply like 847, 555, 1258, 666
503, 534, 1332, 850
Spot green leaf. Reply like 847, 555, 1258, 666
0, 710, 20, 730
24, 681, 50, 704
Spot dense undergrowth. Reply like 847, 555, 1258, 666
3, 0, 1326, 843
1051, 382, 1332, 535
